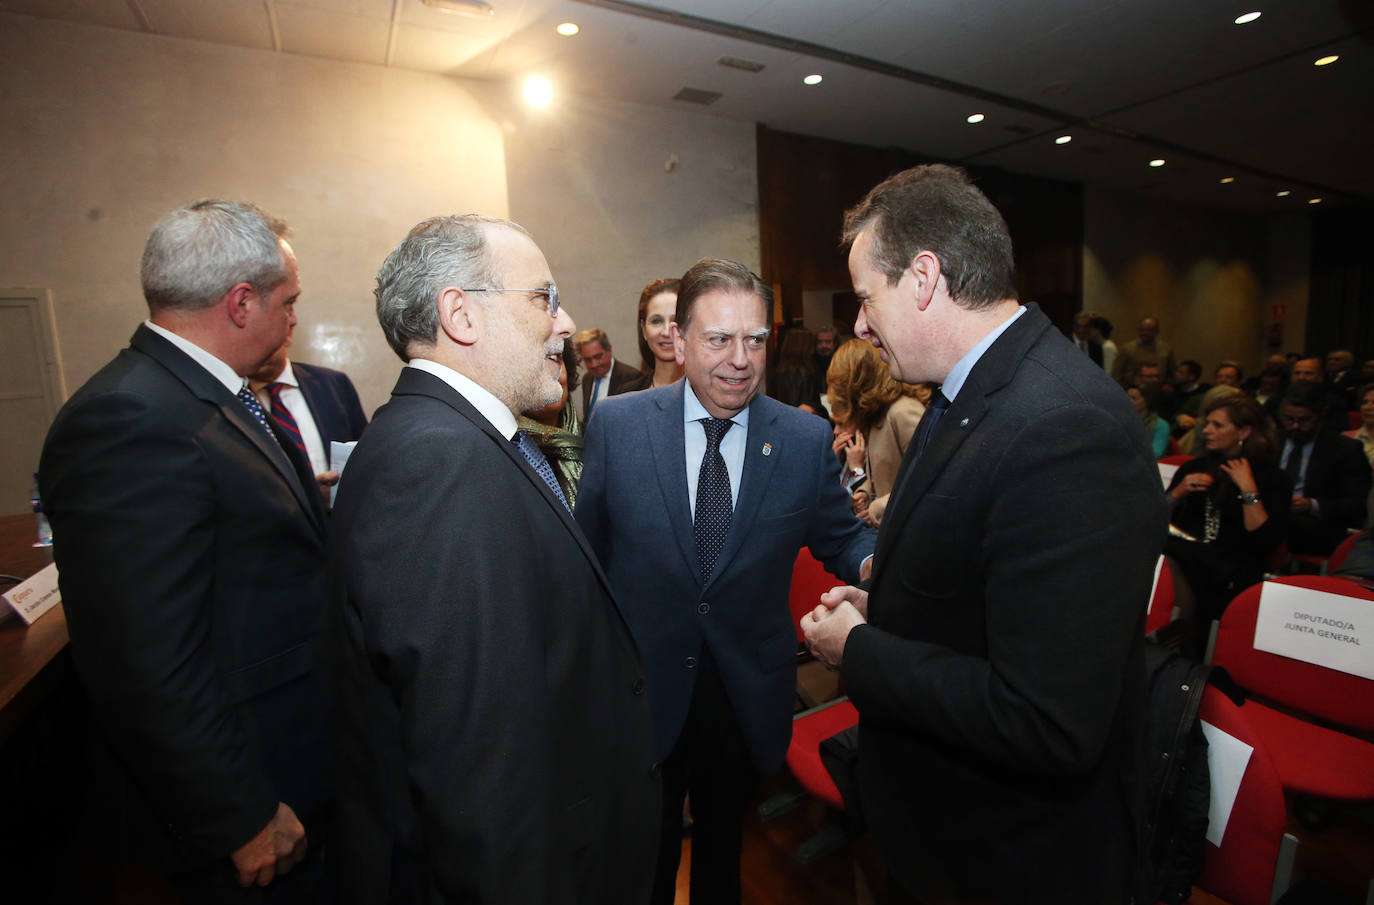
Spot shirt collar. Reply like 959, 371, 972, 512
273, 359, 299, 389
940, 305, 1026, 403
683, 380, 750, 432
406, 357, 518, 439
143, 319, 243, 395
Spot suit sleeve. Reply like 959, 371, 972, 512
573, 402, 612, 563
843, 404, 1165, 776
1313, 438, 1372, 528
40, 391, 278, 854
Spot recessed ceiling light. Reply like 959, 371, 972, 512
524, 76, 552, 107
1149, 158, 1166, 167
1234, 11, 1262, 25
803, 74, 823, 85
1308, 198, 1323, 205
556, 22, 579, 36
1220, 176, 1235, 184
1276, 190, 1291, 197
966, 113, 985, 124
1315, 55, 1339, 66
1055, 135, 1072, 145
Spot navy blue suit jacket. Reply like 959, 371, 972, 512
292, 360, 368, 452
576, 382, 875, 773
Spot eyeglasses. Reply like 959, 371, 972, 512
462, 285, 559, 318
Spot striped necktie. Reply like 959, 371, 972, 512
267, 382, 308, 455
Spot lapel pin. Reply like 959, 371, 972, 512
960, 417, 970, 427
762, 442, 772, 456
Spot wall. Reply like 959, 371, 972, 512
0, 13, 759, 417
1083, 186, 1309, 378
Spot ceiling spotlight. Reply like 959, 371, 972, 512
966, 113, 985, 124
1220, 176, 1235, 184
524, 76, 552, 107
556, 22, 579, 36
803, 74, 823, 85
1276, 190, 1291, 197
1055, 135, 1072, 145
1314, 55, 1339, 66
1149, 158, 1166, 167
1308, 198, 1323, 205
1234, 11, 1262, 25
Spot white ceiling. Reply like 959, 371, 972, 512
5, 0, 1370, 213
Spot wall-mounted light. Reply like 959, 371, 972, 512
1276, 190, 1291, 197
1149, 158, 1165, 167
524, 76, 552, 107
556, 22, 580, 36
1220, 176, 1235, 184
1314, 55, 1339, 66
966, 113, 985, 124
803, 74, 823, 85
1308, 198, 1323, 205
1055, 135, 1072, 145
1234, 12, 1261, 25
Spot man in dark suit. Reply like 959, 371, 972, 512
575, 327, 646, 419
328, 215, 659, 903
803, 165, 1167, 904
576, 258, 876, 905
39, 200, 330, 898
1070, 311, 1104, 366
1278, 380, 1371, 556
249, 326, 368, 496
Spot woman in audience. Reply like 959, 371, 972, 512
1126, 383, 1170, 458
635, 277, 683, 389
518, 339, 584, 508
771, 328, 826, 415
1164, 393, 1290, 625
826, 339, 926, 527
1342, 383, 1374, 467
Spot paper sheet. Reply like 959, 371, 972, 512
330, 441, 358, 507
1158, 462, 1179, 490
1200, 719, 1253, 847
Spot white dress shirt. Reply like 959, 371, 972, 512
407, 358, 517, 440
683, 382, 748, 515
254, 360, 329, 475
144, 320, 242, 395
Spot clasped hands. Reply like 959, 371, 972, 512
800, 584, 869, 669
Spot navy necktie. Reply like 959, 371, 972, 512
912, 390, 952, 460
694, 417, 734, 582
267, 382, 308, 456
237, 385, 275, 435
512, 430, 571, 512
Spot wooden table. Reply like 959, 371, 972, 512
0, 511, 64, 739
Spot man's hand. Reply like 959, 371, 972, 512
801, 599, 866, 668
315, 470, 340, 506
1291, 494, 1313, 514
231, 802, 307, 887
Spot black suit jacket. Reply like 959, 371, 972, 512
580, 358, 648, 416
293, 360, 368, 451
39, 325, 330, 867
1286, 432, 1371, 554
328, 366, 660, 903
843, 306, 1167, 903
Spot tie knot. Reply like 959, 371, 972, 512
700, 417, 733, 447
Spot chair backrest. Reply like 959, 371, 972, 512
1350, 410, 1363, 431
1194, 686, 1289, 905
1214, 576, 1374, 732
1158, 454, 1195, 467
789, 549, 843, 643
1326, 531, 1361, 573
1162, 435, 1183, 459
1146, 555, 1176, 635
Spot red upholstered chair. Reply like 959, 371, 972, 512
1325, 531, 1361, 574
786, 698, 859, 812
789, 548, 842, 645
1351, 410, 1363, 431
1210, 576, 1374, 802
1184, 686, 1297, 905
1162, 435, 1183, 459
1146, 555, 1177, 635
1158, 454, 1195, 467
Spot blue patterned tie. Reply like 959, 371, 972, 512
694, 417, 734, 582
911, 389, 951, 460
237, 385, 275, 434
512, 431, 570, 512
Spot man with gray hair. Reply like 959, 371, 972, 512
328, 214, 659, 902
40, 200, 331, 898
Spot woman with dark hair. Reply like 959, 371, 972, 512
826, 338, 927, 526
1164, 393, 1291, 624
518, 339, 585, 508
635, 277, 683, 389
770, 328, 825, 414
1126, 383, 1170, 458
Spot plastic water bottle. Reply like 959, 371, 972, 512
31, 474, 52, 547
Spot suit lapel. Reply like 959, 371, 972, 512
645, 383, 699, 583
292, 363, 334, 445
131, 326, 326, 538
706, 394, 778, 590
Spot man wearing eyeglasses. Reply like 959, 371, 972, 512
1278, 379, 1370, 556
327, 215, 659, 903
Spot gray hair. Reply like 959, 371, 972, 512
374, 215, 529, 362
841, 164, 1016, 310
141, 200, 290, 313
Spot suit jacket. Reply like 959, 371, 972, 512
328, 366, 659, 904
843, 305, 1167, 903
576, 382, 876, 773
293, 360, 368, 450
1286, 432, 1372, 554
38, 324, 330, 868
580, 358, 648, 416
862, 394, 925, 526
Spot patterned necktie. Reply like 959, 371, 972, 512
237, 385, 275, 434
267, 382, 308, 455
911, 389, 952, 460
694, 417, 734, 582
512, 430, 571, 512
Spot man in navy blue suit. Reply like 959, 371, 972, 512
576, 258, 875, 905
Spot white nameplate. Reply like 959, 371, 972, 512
1254, 582, 1373, 680
1200, 719, 1253, 847
1, 562, 62, 625
1158, 462, 1179, 490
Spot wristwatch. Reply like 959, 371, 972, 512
1239, 492, 1260, 505
851, 467, 866, 481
